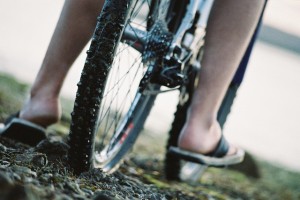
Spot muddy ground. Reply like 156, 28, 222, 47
0, 73, 300, 200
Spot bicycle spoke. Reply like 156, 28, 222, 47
96, 46, 145, 152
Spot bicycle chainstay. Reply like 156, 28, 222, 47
140, 20, 185, 90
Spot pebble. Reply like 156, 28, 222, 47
63, 182, 85, 195
93, 190, 118, 200
15, 153, 48, 168
0, 160, 10, 168
0, 170, 13, 187
34, 139, 69, 157
0, 143, 7, 152
39, 173, 53, 183
10, 165, 37, 178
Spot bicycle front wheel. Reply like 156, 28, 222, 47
68, 0, 174, 174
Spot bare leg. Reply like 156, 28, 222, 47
20, 0, 104, 127
178, 0, 265, 155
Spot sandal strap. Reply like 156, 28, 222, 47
4, 112, 20, 125
207, 135, 229, 158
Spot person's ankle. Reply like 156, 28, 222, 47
177, 119, 222, 154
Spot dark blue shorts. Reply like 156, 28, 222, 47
231, 0, 268, 85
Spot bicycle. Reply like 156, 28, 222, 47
67, 0, 238, 180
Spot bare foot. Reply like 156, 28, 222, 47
19, 95, 61, 127
178, 119, 236, 156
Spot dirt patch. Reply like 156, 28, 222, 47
1, 73, 300, 200
0, 136, 202, 200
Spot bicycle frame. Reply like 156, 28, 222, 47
124, 0, 214, 50
171, 0, 214, 50
168, 0, 214, 74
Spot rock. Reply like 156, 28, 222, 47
10, 165, 37, 178
81, 188, 94, 197
93, 190, 119, 200
0, 170, 14, 189
39, 173, 53, 183
11, 172, 21, 182
4, 184, 43, 200
55, 194, 73, 200
15, 152, 48, 168
63, 182, 85, 195
31, 155, 48, 167
148, 193, 166, 200
0, 143, 7, 152
33, 139, 69, 157
0, 160, 10, 168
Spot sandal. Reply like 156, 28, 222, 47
168, 135, 245, 167
0, 112, 46, 146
